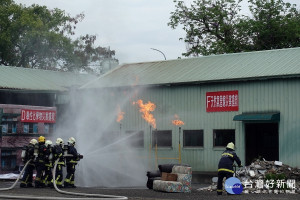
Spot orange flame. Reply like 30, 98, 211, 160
133, 99, 156, 129
172, 114, 184, 126
116, 105, 125, 123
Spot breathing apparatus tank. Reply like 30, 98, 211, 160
48, 151, 53, 161
45, 140, 53, 161
63, 144, 69, 157
33, 144, 39, 161
22, 138, 38, 161
21, 145, 28, 161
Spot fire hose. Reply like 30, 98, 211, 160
0, 158, 31, 191
0, 159, 128, 200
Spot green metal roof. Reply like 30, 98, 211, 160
81, 47, 300, 89
233, 112, 280, 122
0, 66, 96, 91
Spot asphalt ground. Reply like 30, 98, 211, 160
0, 181, 299, 200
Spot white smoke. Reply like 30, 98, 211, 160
54, 88, 148, 187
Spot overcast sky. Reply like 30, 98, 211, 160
14, 0, 300, 65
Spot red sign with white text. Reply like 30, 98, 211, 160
21, 109, 56, 123
206, 90, 239, 112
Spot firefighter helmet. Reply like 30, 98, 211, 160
56, 138, 64, 145
45, 140, 52, 147
38, 136, 45, 143
68, 137, 76, 145
226, 142, 235, 150
30, 139, 38, 145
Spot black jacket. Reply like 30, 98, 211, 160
44, 146, 53, 165
53, 144, 64, 163
37, 143, 47, 163
66, 144, 78, 164
24, 144, 35, 163
218, 148, 241, 173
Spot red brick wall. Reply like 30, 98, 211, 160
1, 136, 37, 148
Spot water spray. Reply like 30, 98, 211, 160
116, 105, 124, 137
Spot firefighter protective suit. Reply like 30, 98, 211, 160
51, 138, 65, 188
20, 139, 37, 188
63, 137, 79, 188
34, 136, 47, 188
217, 142, 241, 195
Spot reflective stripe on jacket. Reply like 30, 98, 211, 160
218, 148, 241, 173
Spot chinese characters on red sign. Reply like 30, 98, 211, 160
206, 90, 239, 112
21, 109, 56, 123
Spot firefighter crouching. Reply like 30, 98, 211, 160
63, 137, 83, 188
43, 140, 54, 187
51, 138, 65, 188
217, 142, 242, 195
20, 139, 38, 188
34, 136, 47, 188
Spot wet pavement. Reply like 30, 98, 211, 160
0, 181, 299, 200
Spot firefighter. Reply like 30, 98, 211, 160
64, 137, 80, 188
34, 136, 47, 188
20, 139, 37, 188
217, 142, 242, 195
43, 140, 53, 187
51, 138, 65, 188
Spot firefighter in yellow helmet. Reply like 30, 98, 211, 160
217, 142, 242, 195
20, 138, 37, 188
34, 136, 47, 188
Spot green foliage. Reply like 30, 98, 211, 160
265, 173, 286, 180
168, 0, 300, 57
265, 173, 287, 190
247, 0, 300, 50
0, 0, 117, 73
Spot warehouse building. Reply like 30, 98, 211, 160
0, 66, 95, 173
80, 47, 300, 173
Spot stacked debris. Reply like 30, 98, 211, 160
236, 159, 300, 181
235, 159, 300, 193
198, 159, 300, 194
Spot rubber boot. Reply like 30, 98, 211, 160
48, 183, 54, 188
40, 182, 45, 188
35, 182, 40, 188
20, 183, 27, 188
27, 183, 33, 188
64, 182, 69, 188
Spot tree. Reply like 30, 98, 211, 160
168, 0, 300, 57
0, 0, 117, 73
247, 0, 300, 50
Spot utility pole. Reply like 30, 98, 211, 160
150, 48, 166, 60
